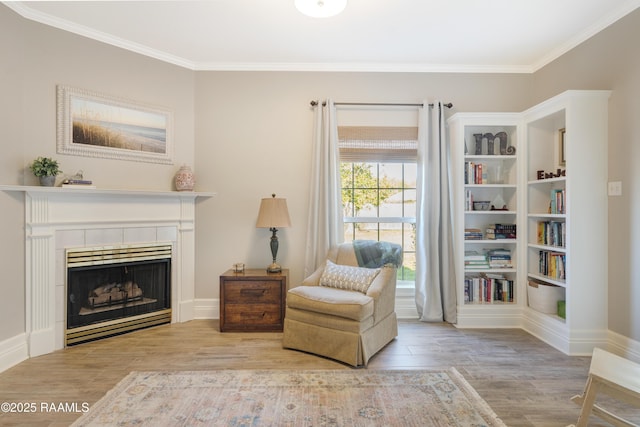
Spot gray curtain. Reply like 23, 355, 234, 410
415, 101, 457, 322
304, 99, 344, 277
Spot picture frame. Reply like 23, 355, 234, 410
57, 85, 174, 164
559, 128, 566, 166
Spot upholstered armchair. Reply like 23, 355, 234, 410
282, 241, 401, 367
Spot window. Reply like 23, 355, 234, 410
338, 126, 417, 284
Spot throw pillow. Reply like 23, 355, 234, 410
319, 260, 380, 294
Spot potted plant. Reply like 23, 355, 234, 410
30, 156, 62, 186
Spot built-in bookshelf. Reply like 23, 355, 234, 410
524, 90, 610, 355
449, 91, 610, 353
449, 113, 522, 327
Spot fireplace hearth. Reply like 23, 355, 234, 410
66, 243, 172, 345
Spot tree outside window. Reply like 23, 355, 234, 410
341, 162, 416, 282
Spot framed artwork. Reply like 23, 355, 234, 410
559, 128, 566, 166
57, 85, 174, 164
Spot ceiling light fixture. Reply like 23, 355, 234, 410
295, 0, 347, 18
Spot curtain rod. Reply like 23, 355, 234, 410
309, 100, 453, 108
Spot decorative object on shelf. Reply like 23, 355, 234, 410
62, 170, 95, 188
473, 201, 491, 211
174, 165, 195, 191
559, 128, 566, 166
472, 131, 513, 155
536, 169, 566, 180
233, 263, 245, 273
29, 156, 62, 186
256, 194, 291, 273
57, 85, 174, 165
295, 0, 347, 18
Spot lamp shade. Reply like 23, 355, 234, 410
256, 194, 291, 228
295, 0, 347, 18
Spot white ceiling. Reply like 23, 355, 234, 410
6, 0, 640, 73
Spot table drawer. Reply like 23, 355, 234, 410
222, 281, 281, 304
224, 303, 282, 326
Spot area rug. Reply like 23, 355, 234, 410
72, 369, 506, 426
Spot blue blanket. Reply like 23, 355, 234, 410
353, 240, 403, 268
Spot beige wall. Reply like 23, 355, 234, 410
193, 71, 532, 299
2, 3, 639, 346
0, 5, 195, 342
532, 8, 640, 340
0, 6, 27, 339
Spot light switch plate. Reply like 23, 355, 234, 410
608, 181, 622, 196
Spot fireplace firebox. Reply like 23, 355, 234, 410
65, 243, 172, 346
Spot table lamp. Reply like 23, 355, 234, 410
256, 194, 291, 273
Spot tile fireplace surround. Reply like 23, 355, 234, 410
0, 185, 214, 361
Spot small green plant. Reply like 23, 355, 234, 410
30, 157, 62, 177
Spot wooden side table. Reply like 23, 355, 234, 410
219, 269, 288, 332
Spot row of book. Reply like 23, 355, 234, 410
486, 223, 516, 239
464, 161, 488, 184
550, 188, 565, 214
538, 250, 566, 280
465, 249, 513, 270
537, 220, 565, 247
464, 274, 515, 303
464, 224, 517, 240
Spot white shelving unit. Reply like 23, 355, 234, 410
523, 90, 610, 355
449, 91, 610, 353
449, 113, 524, 328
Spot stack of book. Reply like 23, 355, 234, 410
464, 250, 489, 270
486, 223, 516, 239
486, 248, 512, 268
464, 228, 483, 240
62, 179, 95, 189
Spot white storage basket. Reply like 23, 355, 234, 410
527, 281, 565, 314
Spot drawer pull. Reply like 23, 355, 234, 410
243, 312, 267, 320
240, 288, 268, 297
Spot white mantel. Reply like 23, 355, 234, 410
1, 185, 214, 358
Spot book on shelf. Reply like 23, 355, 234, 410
486, 248, 512, 268
464, 162, 487, 184
62, 184, 96, 189
464, 228, 483, 240
550, 188, 565, 214
537, 221, 565, 247
464, 273, 514, 303
485, 223, 516, 239
62, 179, 93, 185
464, 250, 489, 269
62, 178, 95, 189
538, 250, 566, 279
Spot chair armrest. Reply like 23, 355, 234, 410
297, 264, 325, 288
366, 267, 397, 320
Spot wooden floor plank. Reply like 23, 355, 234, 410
0, 320, 637, 426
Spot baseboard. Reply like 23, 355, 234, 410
395, 287, 418, 319
0, 333, 28, 374
607, 329, 640, 363
194, 298, 218, 320
454, 304, 523, 328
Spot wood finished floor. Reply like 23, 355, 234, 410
0, 320, 638, 427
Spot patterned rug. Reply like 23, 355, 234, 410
72, 369, 506, 426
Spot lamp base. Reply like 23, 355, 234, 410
266, 262, 282, 273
